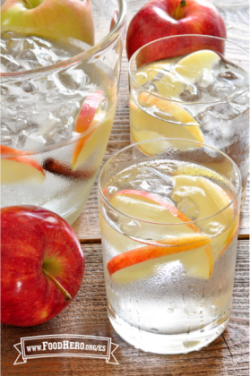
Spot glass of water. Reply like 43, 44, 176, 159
1, 0, 126, 224
98, 138, 241, 354
129, 35, 249, 206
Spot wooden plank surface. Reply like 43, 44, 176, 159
2, 1, 249, 375
1, 240, 249, 376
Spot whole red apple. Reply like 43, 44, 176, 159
1, 206, 85, 327
126, 0, 226, 65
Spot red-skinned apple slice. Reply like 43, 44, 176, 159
106, 189, 214, 282
107, 236, 211, 277
1, 144, 29, 156
111, 189, 201, 234
71, 90, 104, 171
1, 145, 45, 184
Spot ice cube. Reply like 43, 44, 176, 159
1, 124, 10, 136
198, 68, 215, 88
1, 86, 8, 96
1, 54, 20, 72
129, 166, 175, 198
179, 87, 201, 102
1, 136, 12, 145
199, 102, 241, 121
211, 82, 236, 98
177, 197, 199, 221
58, 67, 88, 90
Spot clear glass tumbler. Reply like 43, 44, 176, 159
98, 138, 241, 354
129, 35, 249, 206
1, 0, 126, 224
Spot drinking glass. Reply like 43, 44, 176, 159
98, 138, 241, 354
1, 0, 126, 224
129, 35, 249, 206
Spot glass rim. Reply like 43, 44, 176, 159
98, 137, 242, 228
128, 34, 249, 106
0, 0, 127, 79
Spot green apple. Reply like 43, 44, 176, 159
1, 0, 94, 46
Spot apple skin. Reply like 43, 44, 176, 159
107, 236, 210, 276
1, 206, 85, 327
72, 90, 104, 171
1, 0, 94, 46
126, 0, 226, 65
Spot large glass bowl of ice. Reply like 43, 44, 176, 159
1, 0, 126, 224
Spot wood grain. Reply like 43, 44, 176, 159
1, 1, 249, 375
1, 240, 249, 376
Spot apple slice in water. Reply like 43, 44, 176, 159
111, 189, 201, 234
108, 236, 212, 283
71, 91, 104, 171
1, 145, 45, 185
174, 50, 221, 84
135, 50, 220, 100
106, 189, 213, 284
171, 175, 236, 260
153, 50, 220, 98
130, 92, 204, 155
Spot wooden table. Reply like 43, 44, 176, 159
1, 1, 249, 375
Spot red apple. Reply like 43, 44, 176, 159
1, 206, 85, 327
126, 0, 226, 65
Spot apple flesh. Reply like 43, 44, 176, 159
1, 0, 95, 46
71, 90, 104, 171
1, 206, 85, 327
1, 145, 45, 185
107, 235, 211, 277
126, 0, 226, 65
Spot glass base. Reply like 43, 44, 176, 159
108, 305, 230, 354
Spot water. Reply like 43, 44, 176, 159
100, 159, 239, 353
1, 32, 97, 151
1, 32, 116, 223
130, 51, 249, 205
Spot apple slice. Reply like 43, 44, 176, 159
135, 61, 184, 99
216, 217, 239, 260
109, 244, 213, 284
1, 145, 45, 184
135, 50, 220, 100
171, 175, 236, 260
107, 235, 211, 279
130, 92, 204, 155
71, 91, 104, 171
2, 157, 45, 184
1, 144, 29, 157
174, 50, 221, 84
111, 189, 201, 234
105, 189, 213, 283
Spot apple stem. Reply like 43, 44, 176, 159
23, 0, 33, 9
175, 0, 187, 20
42, 269, 73, 302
